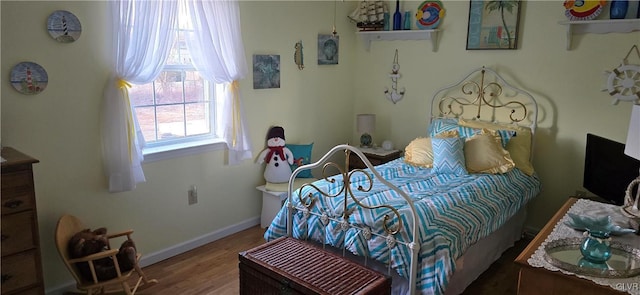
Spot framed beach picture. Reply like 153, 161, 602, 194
253, 54, 280, 89
317, 34, 339, 65
466, 0, 521, 50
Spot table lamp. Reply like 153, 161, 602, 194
621, 104, 640, 230
357, 114, 375, 148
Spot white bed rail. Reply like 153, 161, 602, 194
286, 144, 420, 295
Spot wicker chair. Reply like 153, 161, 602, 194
54, 214, 158, 294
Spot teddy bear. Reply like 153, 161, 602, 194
68, 227, 137, 282
257, 126, 294, 183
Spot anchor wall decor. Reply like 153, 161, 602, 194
384, 49, 405, 104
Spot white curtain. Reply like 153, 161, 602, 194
101, 0, 178, 192
102, 0, 252, 192
184, 0, 252, 165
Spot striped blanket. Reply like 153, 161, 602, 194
264, 158, 541, 294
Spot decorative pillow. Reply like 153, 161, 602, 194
286, 143, 313, 178
428, 118, 459, 137
430, 118, 513, 148
458, 118, 534, 175
404, 137, 433, 168
431, 137, 468, 175
464, 129, 515, 174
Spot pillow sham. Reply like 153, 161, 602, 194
404, 137, 433, 168
286, 143, 314, 178
404, 131, 460, 168
429, 117, 513, 148
464, 130, 515, 174
431, 136, 467, 175
458, 118, 534, 175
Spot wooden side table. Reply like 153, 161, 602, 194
349, 148, 401, 170
514, 198, 629, 295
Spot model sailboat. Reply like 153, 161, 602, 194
348, 0, 387, 31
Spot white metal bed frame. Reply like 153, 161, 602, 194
283, 66, 539, 295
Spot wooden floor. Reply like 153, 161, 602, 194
116, 226, 530, 295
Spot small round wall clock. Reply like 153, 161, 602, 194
47, 10, 82, 43
10, 62, 48, 95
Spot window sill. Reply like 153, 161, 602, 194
142, 138, 226, 163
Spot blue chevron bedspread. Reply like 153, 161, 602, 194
264, 158, 541, 295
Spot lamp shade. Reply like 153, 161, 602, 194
357, 114, 375, 135
625, 104, 640, 160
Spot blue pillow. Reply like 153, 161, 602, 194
431, 137, 468, 175
286, 143, 313, 178
429, 118, 514, 148
428, 118, 459, 136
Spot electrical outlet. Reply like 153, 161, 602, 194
188, 185, 198, 205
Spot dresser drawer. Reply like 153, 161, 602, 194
1, 251, 38, 294
1, 211, 36, 256
1, 171, 32, 194
1, 192, 34, 215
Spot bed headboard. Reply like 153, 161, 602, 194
430, 66, 538, 136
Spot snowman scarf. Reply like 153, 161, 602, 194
264, 146, 285, 163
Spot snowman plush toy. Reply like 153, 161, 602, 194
257, 126, 294, 183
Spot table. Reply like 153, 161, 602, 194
256, 185, 287, 228
348, 148, 401, 170
515, 197, 639, 295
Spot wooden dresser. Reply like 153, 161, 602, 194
1, 147, 44, 295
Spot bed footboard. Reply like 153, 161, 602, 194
286, 144, 420, 295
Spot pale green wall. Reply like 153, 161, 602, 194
351, 1, 638, 234
1, 0, 638, 292
1, 1, 355, 291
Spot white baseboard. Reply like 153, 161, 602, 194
46, 216, 261, 295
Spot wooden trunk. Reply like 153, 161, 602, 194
239, 237, 391, 295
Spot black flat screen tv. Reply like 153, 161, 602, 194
583, 133, 640, 205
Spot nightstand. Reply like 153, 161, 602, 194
256, 185, 287, 228
348, 148, 402, 170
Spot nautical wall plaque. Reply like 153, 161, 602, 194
10, 62, 48, 95
47, 10, 81, 43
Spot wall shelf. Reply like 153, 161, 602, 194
558, 19, 640, 50
356, 29, 440, 52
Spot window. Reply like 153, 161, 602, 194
128, 9, 222, 158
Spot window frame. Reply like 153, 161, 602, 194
129, 17, 226, 162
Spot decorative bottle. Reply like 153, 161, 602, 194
579, 230, 612, 264
393, 0, 402, 30
383, 12, 390, 31
610, 0, 629, 19
404, 10, 411, 30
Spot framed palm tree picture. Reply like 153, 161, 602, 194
466, 0, 521, 50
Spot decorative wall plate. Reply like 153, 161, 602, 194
563, 0, 606, 21
10, 62, 48, 95
47, 10, 81, 43
416, 0, 445, 30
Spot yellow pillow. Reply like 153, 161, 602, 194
464, 130, 515, 174
458, 118, 534, 175
404, 131, 460, 168
404, 137, 433, 168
